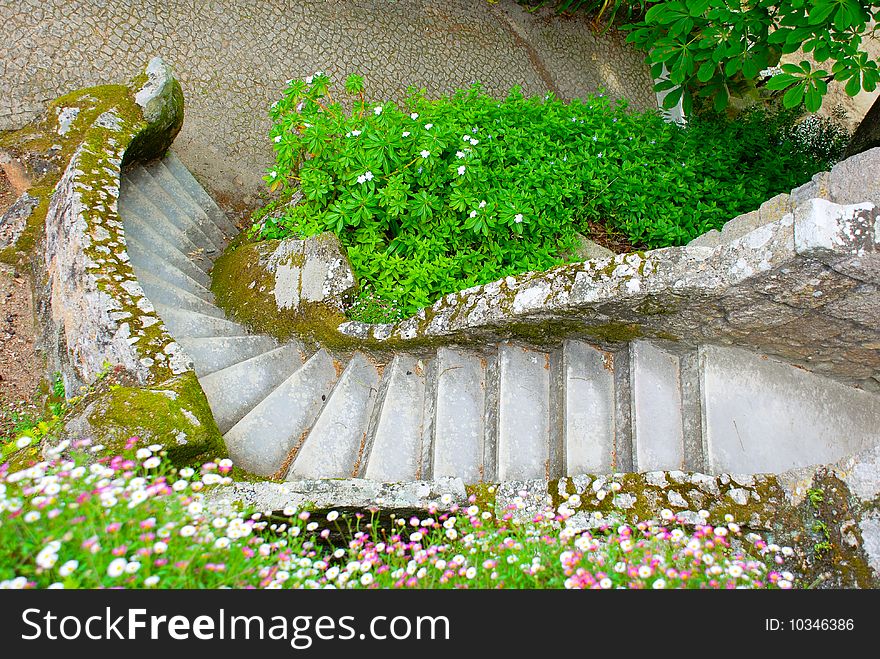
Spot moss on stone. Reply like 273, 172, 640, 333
79, 371, 226, 466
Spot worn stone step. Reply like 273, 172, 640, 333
126, 235, 214, 293
630, 340, 685, 472
122, 216, 214, 282
225, 349, 339, 476
363, 354, 427, 482
121, 177, 208, 259
145, 160, 229, 250
119, 185, 212, 273
128, 166, 222, 256
199, 343, 305, 434
162, 151, 239, 237
152, 303, 246, 339
176, 335, 279, 377
288, 352, 380, 480
432, 347, 485, 483
701, 345, 880, 474
497, 344, 550, 481
136, 270, 222, 318
559, 340, 616, 475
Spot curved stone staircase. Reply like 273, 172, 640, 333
120, 153, 880, 483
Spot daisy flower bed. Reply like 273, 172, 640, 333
0, 439, 796, 589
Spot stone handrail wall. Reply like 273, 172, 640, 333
23, 59, 191, 388
336, 149, 880, 389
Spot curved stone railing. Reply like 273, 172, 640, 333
23, 58, 190, 388
332, 149, 880, 389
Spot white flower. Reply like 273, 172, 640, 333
364, 171, 374, 181
58, 560, 78, 577
179, 468, 194, 479
106, 558, 127, 578
445, 529, 458, 540
420, 150, 430, 159
180, 525, 196, 537
638, 565, 653, 579
424, 123, 433, 130
374, 105, 383, 115
469, 138, 479, 145
440, 494, 453, 505
153, 541, 168, 554
514, 214, 523, 224
456, 151, 466, 159
457, 165, 466, 176
144, 575, 160, 587
142, 457, 161, 469
357, 175, 367, 184
360, 573, 374, 586
462, 135, 471, 141
478, 201, 486, 209
327, 511, 339, 522
305, 75, 313, 84
125, 561, 141, 574
660, 508, 674, 521
410, 113, 419, 120
600, 578, 612, 589
409, 531, 423, 543
326, 566, 340, 580
351, 129, 361, 136
24, 511, 40, 523
48, 583, 64, 589
728, 565, 744, 579
469, 210, 477, 218
214, 537, 230, 549
269, 171, 277, 180
172, 480, 187, 492
15, 437, 31, 449
778, 579, 792, 589
465, 567, 477, 579
652, 579, 666, 589
402, 131, 410, 138
274, 135, 282, 143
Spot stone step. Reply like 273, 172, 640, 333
176, 335, 278, 377
163, 151, 239, 237
128, 166, 222, 256
121, 215, 214, 280
362, 354, 428, 482
199, 343, 305, 433
288, 352, 380, 480
152, 303, 247, 339
145, 160, 230, 250
225, 349, 338, 476
630, 340, 686, 472
136, 270, 223, 318
497, 343, 551, 481
119, 183, 212, 273
701, 344, 880, 474
558, 340, 617, 475
432, 347, 486, 483
126, 235, 214, 293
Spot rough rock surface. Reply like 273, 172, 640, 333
212, 232, 357, 341
0, 0, 655, 199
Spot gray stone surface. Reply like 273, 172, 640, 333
226, 349, 338, 476
199, 343, 304, 433
433, 347, 485, 482
206, 477, 469, 516
288, 352, 380, 479
701, 344, 880, 474
151, 304, 245, 339
561, 340, 616, 475
127, 238, 214, 295
364, 354, 427, 482
161, 151, 238, 236
0, 1, 654, 196
176, 335, 278, 377
135, 269, 222, 318
0, 192, 39, 249
497, 344, 550, 481
630, 340, 685, 472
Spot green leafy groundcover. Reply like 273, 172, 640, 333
254, 73, 844, 318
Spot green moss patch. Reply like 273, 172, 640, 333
78, 372, 225, 467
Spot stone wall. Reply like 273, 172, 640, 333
0, 0, 655, 198
0, 58, 192, 389
336, 149, 880, 391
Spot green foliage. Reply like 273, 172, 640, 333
255, 73, 841, 317
517, 0, 647, 28
625, 1, 880, 113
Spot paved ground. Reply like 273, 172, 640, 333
0, 0, 655, 201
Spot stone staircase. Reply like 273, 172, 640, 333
119, 153, 880, 482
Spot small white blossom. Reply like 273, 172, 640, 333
374, 105, 383, 115
420, 150, 430, 158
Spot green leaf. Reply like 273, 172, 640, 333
697, 60, 716, 83
783, 83, 806, 108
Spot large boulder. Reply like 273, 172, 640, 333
212, 233, 358, 341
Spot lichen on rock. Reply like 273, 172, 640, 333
62, 371, 225, 466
